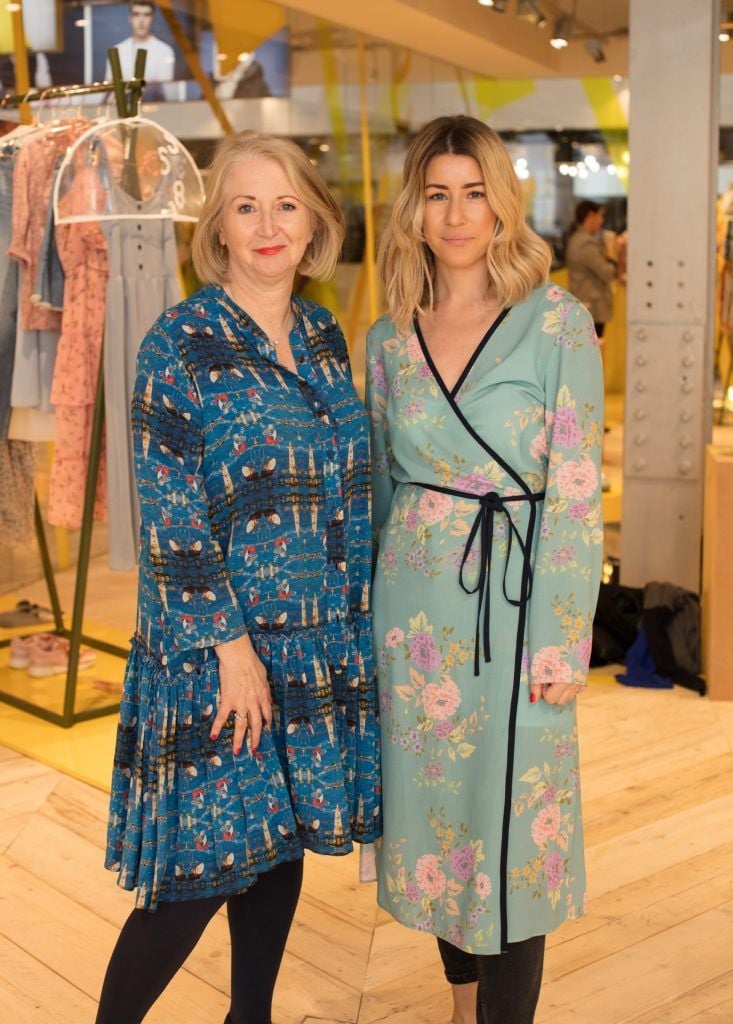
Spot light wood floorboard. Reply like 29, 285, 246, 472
1, 678, 732, 1023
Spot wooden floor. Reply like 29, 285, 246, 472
2, 677, 733, 1024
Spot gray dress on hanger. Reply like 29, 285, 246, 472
0, 148, 18, 440
101, 190, 181, 572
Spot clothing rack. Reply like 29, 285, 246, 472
0, 49, 146, 726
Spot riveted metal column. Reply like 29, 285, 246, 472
621, 0, 720, 591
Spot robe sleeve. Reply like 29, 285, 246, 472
527, 301, 604, 688
365, 323, 396, 554
132, 324, 248, 653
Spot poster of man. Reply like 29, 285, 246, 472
0, 1, 288, 105
101, 2, 181, 102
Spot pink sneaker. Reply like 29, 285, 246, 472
27, 636, 97, 678
9, 633, 54, 669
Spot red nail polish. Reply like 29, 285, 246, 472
253, 747, 258, 756
235, 746, 242, 756
530, 693, 538, 704
210, 732, 218, 741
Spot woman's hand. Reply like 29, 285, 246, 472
529, 682, 584, 705
210, 633, 272, 755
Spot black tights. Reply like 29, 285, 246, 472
95, 858, 304, 1024
437, 934, 546, 1024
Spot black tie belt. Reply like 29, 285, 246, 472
413, 482, 545, 677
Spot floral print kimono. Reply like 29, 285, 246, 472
366, 284, 604, 954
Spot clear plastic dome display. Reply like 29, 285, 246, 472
53, 117, 205, 224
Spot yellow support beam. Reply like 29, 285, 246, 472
156, 0, 234, 136
10, 1, 31, 124
358, 35, 378, 327
207, 0, 285, 77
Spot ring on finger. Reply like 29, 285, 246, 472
233, 711, 247, 722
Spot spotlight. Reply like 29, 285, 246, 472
517, 0, 547, 28
722, 11, 733, 42
478, 0, 506, 8
550, 16, 572, 48
585, 37, 606, 63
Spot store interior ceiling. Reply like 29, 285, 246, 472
286, 0, 733, 79
287, 0, 631, 78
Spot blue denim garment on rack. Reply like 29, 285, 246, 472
33, 175, 65, 312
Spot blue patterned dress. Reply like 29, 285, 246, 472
104, 285, 381, 909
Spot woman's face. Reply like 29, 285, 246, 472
218, 157, 313, 285
422, 153, 498, 271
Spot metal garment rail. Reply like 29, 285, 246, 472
0, 49, 146, 726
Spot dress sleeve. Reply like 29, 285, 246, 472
365, 324, 396, 548
133, 324, 248, 652
527, 302, 604, 688
8, 146, 30, 270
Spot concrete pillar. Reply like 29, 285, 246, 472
621, 0, 720, 592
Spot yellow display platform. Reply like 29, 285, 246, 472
0, 592, 127, 790
0, 700, 117, 791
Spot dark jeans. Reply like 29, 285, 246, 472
95, 858, 304, 1024
437, 934, 546, 1024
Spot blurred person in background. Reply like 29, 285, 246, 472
565, 200, 617, 342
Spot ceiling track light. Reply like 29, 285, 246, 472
517, 0, 548, 29
550, 15, 572, 49
585, 37, 606, 63
478, 0, 507, 10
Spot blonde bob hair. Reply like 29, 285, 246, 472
378, 115, 552, 332
193, 130, 344, 285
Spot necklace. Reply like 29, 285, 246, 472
223, 284, 293, 347
267, 309, 294, 347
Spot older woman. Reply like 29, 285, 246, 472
366, 116, 603, 1024
96, 131, 381, 1024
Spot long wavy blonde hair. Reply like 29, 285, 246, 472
378, 115, 552, 332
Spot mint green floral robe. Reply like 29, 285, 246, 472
366, 285, 604, 954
